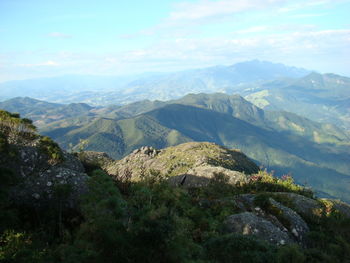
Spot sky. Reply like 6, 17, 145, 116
0, 0, 349, 82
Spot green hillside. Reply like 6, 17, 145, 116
42, 115, 191, 159
244, 72, 350, 129
41, 101, 350, 202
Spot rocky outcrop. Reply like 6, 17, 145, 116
9, 148, 87, 207
131, 146, 161, 157
187, 166, 249, 184
269, 198, 309, 244
232, 194, 310, 245
106, 142, 259, 183
0, 128, 88, 208
270, 192, 323, 219
167, 174, 211, 187
224, 212, 293, 246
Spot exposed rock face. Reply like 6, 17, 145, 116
167, 174, 211, 187
106, 142, 259, 183
224, 212, 293, 246
187, 166, 249, 184
0, 137, 88, 207
270, 192, 323, 219
269, 198, 309, 244
167, 167, 249, 188
232, 194, 309, 245
132, 146, 160, 157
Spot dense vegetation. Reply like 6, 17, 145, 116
1, 165, 349, 262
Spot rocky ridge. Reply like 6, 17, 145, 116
104, 142, 259, 182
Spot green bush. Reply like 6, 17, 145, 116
0, 231, 45, 263
205, 234, 277, 263
39, 136, 63, 164
276, 244, 306, 263
244, 170, 313, 198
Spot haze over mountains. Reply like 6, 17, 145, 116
1, 60, 349, 129
0, 60, 309, 104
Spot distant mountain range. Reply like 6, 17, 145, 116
1, 60, 349, 129
0, 60, 309, 105
1, 93, 349, 202
243, 72, 350, 129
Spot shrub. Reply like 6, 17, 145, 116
0, 231, 45, 263
39, 136, 63, 164
205, 234, 277, 263
276, 244, 306, 263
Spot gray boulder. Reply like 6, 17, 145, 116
269, 198, 309, 244
233, 194, 310, 245
271, 192, 323, 219
224, 212, 293, 246
11, 150, 88, 207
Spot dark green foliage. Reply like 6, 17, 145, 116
1, 165, 350, 262
276, 244, 306, 263
304, 211, 350, 262
0, 132, 7, 153
205, 234, 277, 263
0, 231, 45, 263
55, 169, 129, 262
0, 167, 19, 234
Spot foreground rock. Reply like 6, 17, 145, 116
232, 194, 310, 245
224, 212, 293, 246
267, 193, 350, 219
10, 150, 88, 207
0, 121, 88, 207
269, 192, 323, 219
268, 198, 309, 243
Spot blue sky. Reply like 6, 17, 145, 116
0, 0, 349, 81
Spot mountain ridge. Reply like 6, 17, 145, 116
0, 60, 310, 105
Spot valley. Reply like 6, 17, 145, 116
1, 91, 349, 203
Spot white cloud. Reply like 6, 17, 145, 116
289, 13, 326, 18
102, 28, 350, 75
236, 26, 268, 34
169, 0, 287, 21
47, 32, 72, 39
19, 60, 60, 67
1, 28, 349, 82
